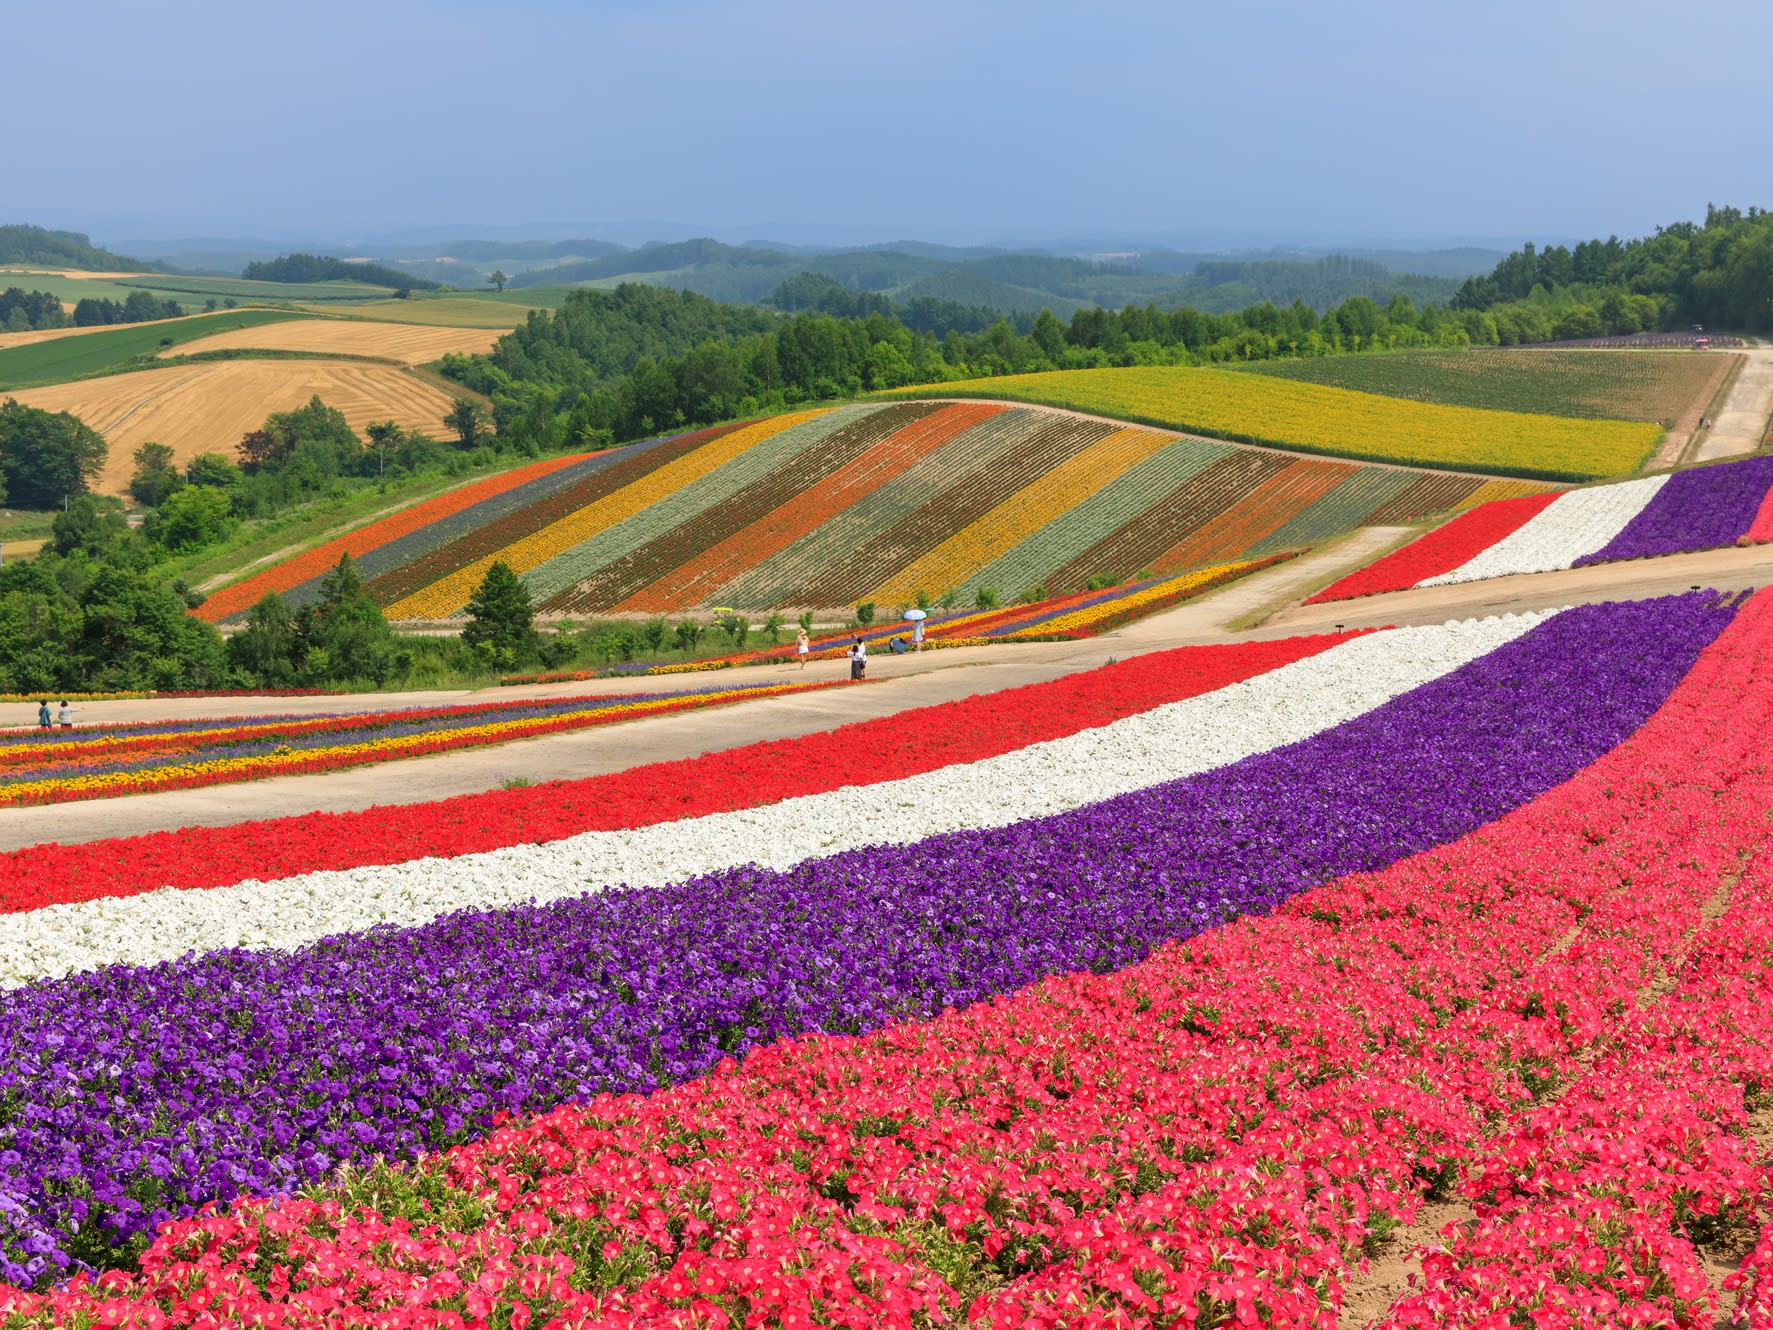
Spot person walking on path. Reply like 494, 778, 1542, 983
795, 626, 809, 669
848, 636, 867, 681
36, 700, 51, 730
56, 700, 75, 729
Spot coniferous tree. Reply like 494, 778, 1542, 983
460, 560, 538, 666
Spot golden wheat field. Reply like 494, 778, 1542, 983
11, 360, 461, 493
162, 319, 504, 364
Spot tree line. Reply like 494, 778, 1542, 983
241, 253, 440, 291
72, 290, 184, 326
1454, 203, 1773, 333
0, 288, 70, 332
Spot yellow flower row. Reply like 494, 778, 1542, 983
384, 411, 828, 620
865, 426, 1175, 605
1449, 477, 1556, 511
1001, 560, 1261, 638
883, 367, 1659, 481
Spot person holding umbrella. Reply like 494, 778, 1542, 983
903, 607, 928, 651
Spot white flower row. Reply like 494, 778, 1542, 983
1416, 476, 1667, 587
0, 612, 1555, 985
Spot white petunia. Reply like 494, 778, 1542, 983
1417, 477, 1667, 587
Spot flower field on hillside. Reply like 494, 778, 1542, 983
206, 402, 1500, 622
617, 555, 1289, 676
882, 365, 1660, 479
1311, 453, 1773, 601
3, 587, 1773, 1326
0, 680, 840, 806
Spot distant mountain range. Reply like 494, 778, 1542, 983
8, 222, 1506, 318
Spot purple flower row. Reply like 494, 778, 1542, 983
1577, 454, 1773, 565
0, 595, 1732, 1286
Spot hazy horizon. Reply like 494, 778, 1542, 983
10, 0, 1768, 258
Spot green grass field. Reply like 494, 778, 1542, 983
0, 270, 146, 306
1233, 347, 1733, 425
0, 267, 402, 308
0, 309, 309, 390
306, 294, 546, 328
118, 274, 400, 304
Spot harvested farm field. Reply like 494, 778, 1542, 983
11, 360, 462, 494
161, 318, 504, 364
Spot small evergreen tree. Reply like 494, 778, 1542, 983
460, 561, 538, 667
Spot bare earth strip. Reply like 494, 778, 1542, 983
10, 360, 461, 493
158, 319, 503, 364
11, 537, 1773, 851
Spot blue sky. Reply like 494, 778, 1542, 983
7, 0, 1768, 251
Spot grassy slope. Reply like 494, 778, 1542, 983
881, 366, 1659, 481
0, 310, 309, 390
1233, 347, 1734, 424
172, 457, 545, 592
304, 296, 538, 331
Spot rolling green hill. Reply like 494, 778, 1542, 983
0, 225, 142, 271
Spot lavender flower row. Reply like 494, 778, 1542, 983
1576, 454, 1773, 565
0, 595, 1731, 1285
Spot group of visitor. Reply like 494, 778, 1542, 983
793, 620, 926, 680
35, 700, 75, 729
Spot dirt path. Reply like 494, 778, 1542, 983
13, 538, 1773, 850
1692, 344, 1773, 462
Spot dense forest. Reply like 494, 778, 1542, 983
0, 399, 107, 507
0, 288, 70, 332
0, 225, 141, 271
240, 253, 439, 291
71, 290, 184, 327
1455, 204, 1773, 332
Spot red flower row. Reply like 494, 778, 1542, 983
0, 634, 1343, 913
1308, 490, 1559, 603
7, 595, 1768, 1328
194, 453, 595, 623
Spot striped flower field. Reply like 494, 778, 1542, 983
1311, 453, 1773, 602
0, 680, 844, 806
4, 586, 1773, 1326
204, 402, 1514, 621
